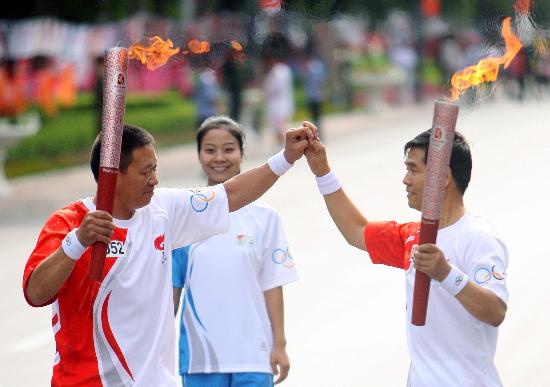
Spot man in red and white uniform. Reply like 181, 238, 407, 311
23, 123, 313, 386
303, 124, 508, 387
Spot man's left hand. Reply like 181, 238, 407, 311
413, 243, 452, 282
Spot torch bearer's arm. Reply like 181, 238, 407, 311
303, 137, 368, 250
321, 188, 368, 250
414, 243, 506, 326
456, 281, 507, 326
224, 126, 313, 212
224, 163, 278, 212
26, 248, 77, 306
26, 210, 114, 306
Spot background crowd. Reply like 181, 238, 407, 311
1, 0, 550, 180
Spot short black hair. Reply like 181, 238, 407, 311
90, 124, 155, 182
196, 115, 245, 154
404, 129, 472, 194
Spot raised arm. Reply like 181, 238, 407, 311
224, 127, 313, 212
304, 132, 368, 251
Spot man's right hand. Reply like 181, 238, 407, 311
26, 210, 114, 306
77, 210, 115, 247
302, 121, 330, 177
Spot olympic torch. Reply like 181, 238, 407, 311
411, 99, 459, 326
89, 47, 128, 281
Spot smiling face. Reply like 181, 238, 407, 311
114, 144, 158, 219
403, 147, 426, 211
198, 128, 243, 185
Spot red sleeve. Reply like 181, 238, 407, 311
364, 221, 419, 270
22, 203, 87, 307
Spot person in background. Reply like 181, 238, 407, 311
300, 38, 326, 139
222, 58, 243, 122
261, 33, 295, 146
195, 67, 221, 128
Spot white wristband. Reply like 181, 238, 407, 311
316, 170, 342, 195
439, 264, 469, 296
62, 228, 87, 261
267, 150, 293, 176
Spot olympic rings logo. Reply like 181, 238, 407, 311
473, 265, 505, 285
271, 247, 294, 268
189, 189, 216, 212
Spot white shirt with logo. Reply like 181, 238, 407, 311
173, 201, 299, 374
406, 213, 509, 387
365, 213, 509, 387
24, 184, 229, 387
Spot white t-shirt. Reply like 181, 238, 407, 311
365, 213, 509, 387
24, 185, 229, 387
173, 201, 299, 374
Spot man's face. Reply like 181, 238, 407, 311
114, 144, 158, 218
403, 147, 426, 211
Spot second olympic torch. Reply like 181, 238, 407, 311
89, 47, 129, 281
411, 99, 459, 326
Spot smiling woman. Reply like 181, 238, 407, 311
196, 118, 244, 186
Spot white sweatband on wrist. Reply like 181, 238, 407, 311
267, 150, 293, 176
439, 264, 469, 296
61, 228, 86, 261
315, 170, 342, 195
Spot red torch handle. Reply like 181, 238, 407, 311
411, 217, 439, 325
88, 47, 128, 281
89, 168, 119, 280
411, 99, 458, 326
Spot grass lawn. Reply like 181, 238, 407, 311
5, 91, 197, 178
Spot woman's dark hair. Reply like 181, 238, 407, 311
90, 124, 155, 182
404, 129, 472, 194
196, 115, 245, 154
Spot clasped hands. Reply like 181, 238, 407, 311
283, 121, 330, 177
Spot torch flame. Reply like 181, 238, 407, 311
449, 17, 523, 101
186, 39, 211, 54
230, 40, 243, 52
128, 36, 180, 70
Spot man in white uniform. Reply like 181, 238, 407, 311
303, 124, 509, 386
22, 123, 312, 386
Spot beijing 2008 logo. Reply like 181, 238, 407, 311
272, 247, 294, 268
190, 188, 216, 212
430, 126, 446, 151
113, 71, 127, 96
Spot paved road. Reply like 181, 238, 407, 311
1, 97, 549, 386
